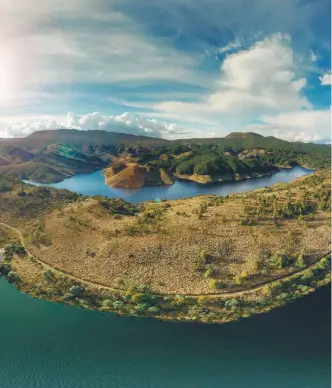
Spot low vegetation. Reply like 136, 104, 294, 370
0, 169, 330, 323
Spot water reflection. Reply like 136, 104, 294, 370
25, 166, 313, 203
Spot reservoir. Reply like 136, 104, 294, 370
0, 278, 330, 388
25, 166, 312, 203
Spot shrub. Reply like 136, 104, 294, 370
197, 296, 209, 306
209, 279, 220, 290
295, 254, 305, 269
173, 295, 186, 306
204, 269, 213, 278
249, 260, 260, 273
63, 293, 74, 301
263, 281, 281, 296
43, 269, 55, 281
135, 303, 149, 313
148, 306, 159, 314
125, 286, 137, 297
7, 271, 21, 283
316, 257, 330, 271
234, 271, 249, 285
69, 285, 84, 297
225, 299, 239, 308
4, 244, 26, 259
271, 253, 291, 269
301, 269, 313, 285
297, 285, 309, 292
131, 294, 145, 303
113, 301, 124, 310
102, 299, 113, 308
0, 263, 11, 276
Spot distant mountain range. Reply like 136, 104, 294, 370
0, 130, 330, 183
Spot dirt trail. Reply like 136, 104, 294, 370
0, 221, 330, 299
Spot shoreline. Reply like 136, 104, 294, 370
0, 214, 330, 324
102, 165, 312, 189
23, 165, 313, 188
4, 252, 331, 324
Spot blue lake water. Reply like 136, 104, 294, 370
26, 166, 313, 203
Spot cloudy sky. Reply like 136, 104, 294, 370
0, 0, 331, 142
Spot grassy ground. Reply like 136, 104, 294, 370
23, 172, 330, 295
0, 170, 330, 323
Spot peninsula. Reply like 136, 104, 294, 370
0, 168, 330, 323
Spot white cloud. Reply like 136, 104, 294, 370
247, 108, 331, 143
310, 50, 318, 62
0, 0, 212, 111
319, 72, 331, 86
66, 112, 188, 137
218, 37, 243, 54
153, 34, 310, 119
0, 112, 191, 139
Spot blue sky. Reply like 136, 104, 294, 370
0, 0, 330, 142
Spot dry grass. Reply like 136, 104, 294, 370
25, 172, 331, 295
103, 157, 174, 188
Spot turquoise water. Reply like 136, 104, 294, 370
0, 278, 330, 388
25, 166, 312, 203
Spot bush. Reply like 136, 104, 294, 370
63, 293, 74, 301
173, 295, 186, 306
209, 279, 220, 290
316, 257, 330, 271
295, 254, 305, 269
199, 250, 209, 261
43, 269, 55, 281
131, 294, 145, 303
0, 263, 12, 276
102, 299, 113, 308
135, 303, 149, 313
113, 301, 124, 310
4, 244, 26, 259
69, 285, 84, 297
301, 269, 313, 285
225, 299, 239, 308
204, 269, 213, 278
271, 253, 291, 269
263, 281, 282, 296
148, 306, 159, 314
297, 285, 309, 292
197, 296, 209, 306
7, 271, 21, 283
249, 260, 260, 273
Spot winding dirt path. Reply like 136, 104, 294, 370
0, 221, 330, 299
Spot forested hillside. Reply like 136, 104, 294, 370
0, 130, 330, 183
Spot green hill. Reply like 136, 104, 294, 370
0, 130, 330, 183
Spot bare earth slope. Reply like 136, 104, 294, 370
103, 158, 174, 188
